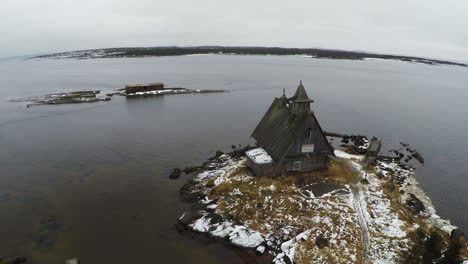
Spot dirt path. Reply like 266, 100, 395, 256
353, 183, 370, 264
334, 157, 370, 264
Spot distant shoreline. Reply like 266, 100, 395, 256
30, 46, 467, 67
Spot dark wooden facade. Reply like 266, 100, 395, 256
248, 81, 334, 176
246, 158, 277, 177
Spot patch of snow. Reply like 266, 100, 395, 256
229, 225, 264, 247
246, 148, 273, 164
200, 196, 213, 204
334, 150, 364, 161
190, 215, 266, 249
214, 175, 227, 186
231, 188, 243, 196
190, 215, 212, 232
206, 204, 217, 210
256, 245, 266, 254
280, 230, 311, 263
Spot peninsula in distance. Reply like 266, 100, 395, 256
31, 46, 468, 67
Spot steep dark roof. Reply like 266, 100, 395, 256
251, 98, 296, 161
290, 81, 314, 103
251, 82, 334, 162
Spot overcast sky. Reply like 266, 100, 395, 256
1, 0, 467, 61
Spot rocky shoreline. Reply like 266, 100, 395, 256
175, 134, 467, 263
9, 87, 228, 108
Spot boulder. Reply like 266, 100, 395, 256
406, 194, 425, 215
206, 212, 223, 225
450, 228, 465, 241
214, 151, 224, 158
315, 235, 329, 248
178, 209, 202, 226
65, 258, 80, 264
0, 257, 27, 264
169, 168, 182, 179
179, 180, 202, 202
412, 152, 425, 164
230, 149, 244, 159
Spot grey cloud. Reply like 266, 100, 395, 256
1, 0, 467, 61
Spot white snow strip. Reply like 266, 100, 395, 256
190, 215, 212, 232
256, 245, 266, 254
229, 226, 264, 248
246, 148, 273, 164
334, 150, 364, 161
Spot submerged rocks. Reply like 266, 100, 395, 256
406, 193, 425, 215
30, 215, 65, 249
180, 180, 203, 202
169, 168, 182, 179
411, 152, 424, 164
10, 90, 111, 107
183, 166, 202, 174
178, 210, 203, 227
326, 132, 369, 155
0, 256, 27, 264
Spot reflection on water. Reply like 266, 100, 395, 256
0, 55, 467, 263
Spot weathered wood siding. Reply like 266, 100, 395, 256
247, 155, 328, 176
281, 154, 329, 172
246, 157, 277, 177
286, 115, 332, 156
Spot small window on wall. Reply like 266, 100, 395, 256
302, 144, 314, 153
293, 161, 302, 171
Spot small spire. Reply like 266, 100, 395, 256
300, 80, 302, 85
291, 81, 314, 103
282, 88, 285, 97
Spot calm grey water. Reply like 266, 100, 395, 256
0, 55, 467, 263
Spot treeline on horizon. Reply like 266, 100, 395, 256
107, 46, 466, 67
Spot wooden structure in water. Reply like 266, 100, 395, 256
247, 81, 334, 176
125, 83, 164, 94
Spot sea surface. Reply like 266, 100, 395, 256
0, 55, 467, 263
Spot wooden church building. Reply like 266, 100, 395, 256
246, 81, 334, 176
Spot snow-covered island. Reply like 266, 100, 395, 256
176, 137, 467, 263
176, 82, 467, 263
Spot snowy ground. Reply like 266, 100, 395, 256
335, 150, 417, 263
180, 149, 464, 263
126, 88, 200, 96
184, 156, 363, 263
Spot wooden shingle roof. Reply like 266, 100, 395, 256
251, 82, 333, 162
290, 81, 314, 103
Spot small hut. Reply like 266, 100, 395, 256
247, 81, 334, 176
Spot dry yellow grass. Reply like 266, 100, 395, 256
203, 159, 363, 263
